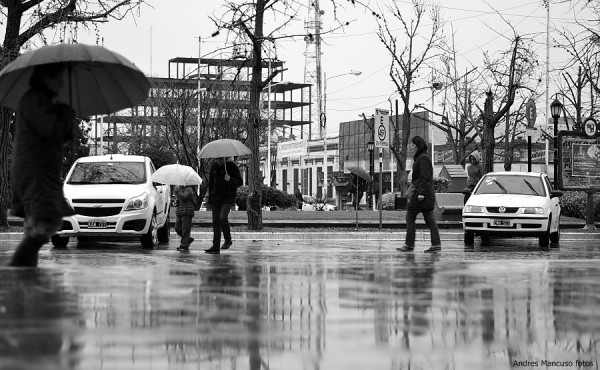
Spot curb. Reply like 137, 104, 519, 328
1, 231, 599, 242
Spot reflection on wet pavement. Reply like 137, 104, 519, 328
0, 239, 599, 369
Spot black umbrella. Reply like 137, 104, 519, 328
0, 43, 150, 117
346, 166, 372, 182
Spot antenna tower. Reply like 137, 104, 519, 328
304, 0, 324, 140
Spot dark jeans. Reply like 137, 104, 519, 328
211, 203, 232, 247
405, 208, 441, 247
175, 214, 193, 247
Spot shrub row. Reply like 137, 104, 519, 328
559, 191, 600, 221
235, 185, 296, 211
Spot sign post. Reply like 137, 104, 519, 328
525, 98, 537, 172
375, 108, 389, 229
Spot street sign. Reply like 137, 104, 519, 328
583, 117, 599, 138
374, 108, 389, 149
525, 99, 536, 128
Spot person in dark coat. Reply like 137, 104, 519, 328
206, 156, 243, 254
9, 63, 76, 267
174, 185, 196, 251
397, 136, 441, 253
464, 153, 482, 203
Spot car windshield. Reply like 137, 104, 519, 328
67, 162, 146, 185
474, 175, 546, 196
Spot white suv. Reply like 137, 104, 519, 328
52, 154, 171, 249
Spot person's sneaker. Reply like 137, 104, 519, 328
424, 245, 441, 253
204, 246, 220, 254
177, 246, 189, 251
221, 241, 232, 250
396, 245, 414, 252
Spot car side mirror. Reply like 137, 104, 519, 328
550, 190, 563, 198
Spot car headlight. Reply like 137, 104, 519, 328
464, 205, 484, 213
125, 192, 149, 211
522, 207, 544, 215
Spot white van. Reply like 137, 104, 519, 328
52, 154, 171, 249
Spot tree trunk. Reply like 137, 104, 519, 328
0, 108, 12, 227
482, 91, 495, 174
245, 0, 266, 230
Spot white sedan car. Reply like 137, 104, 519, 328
462, 172, 562, 248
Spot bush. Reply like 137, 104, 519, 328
559, 191, 600, 221
235, 185, 296, 210
434, 176, 451, 193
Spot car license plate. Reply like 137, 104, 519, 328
492, 219, 511, 227
87, 220, 107, 228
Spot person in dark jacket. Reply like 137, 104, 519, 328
464, 153, 482, 203
9, 63, 76, 267
205, 156, 243, 254
174, 185, 196, 251
397, 136, 442, 253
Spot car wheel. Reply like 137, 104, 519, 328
157, 214, 170, 243
140, 213, 158, 249
51, 235, 69, 248
464, 231, 474, 246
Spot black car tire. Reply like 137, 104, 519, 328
51, 235, 69, 248
464, 231, 474, 246
140, 213, 158, 249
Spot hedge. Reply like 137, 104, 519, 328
559, 191, 600, 221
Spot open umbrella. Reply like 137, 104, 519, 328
198, 139, 252, 159
346, 166, 372, 182
151, 164, 202, 186
0, 43, 150, 117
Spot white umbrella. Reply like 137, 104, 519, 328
151, 164, 202, 186
198, 139, 252, 159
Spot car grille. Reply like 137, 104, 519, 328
72, 199, 125, 204
486, 207, 519, 214
74, 207, 122, 217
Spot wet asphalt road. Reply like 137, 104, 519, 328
0, 234, 599, 370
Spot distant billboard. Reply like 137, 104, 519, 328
277, 139, 307, 158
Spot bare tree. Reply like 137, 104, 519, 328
375, 0, 445, 196
211, 0, 351, 229
477, 33, 540, 174
0, 0, 147, 227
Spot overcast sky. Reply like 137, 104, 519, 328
67, 0, 592, 138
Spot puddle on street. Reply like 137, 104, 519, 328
0, 241, 599, 369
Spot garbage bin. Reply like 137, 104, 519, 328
395, 194, 407, 210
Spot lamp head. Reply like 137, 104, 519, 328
550, 98, 563, 119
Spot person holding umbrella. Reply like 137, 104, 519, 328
150, 163, 203, 252
173, 185, 196, 251
397, 136, 442, 253
8, 63, 76, 266
206, 157, 243, 254
0, 43, 150, 267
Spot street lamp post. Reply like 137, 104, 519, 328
241, 157, 248, 186
323, 70, 362, 201
550, 98, 563, 189
367, 141, 374, 210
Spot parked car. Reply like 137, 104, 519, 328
377, 191, 403, 210
462, 172, 562, 248
52, 154, 171, 249
301, 195, 336, 211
